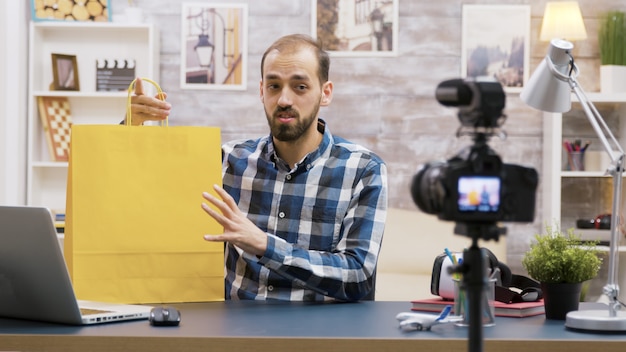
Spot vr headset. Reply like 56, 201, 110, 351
431, 248, 542, 303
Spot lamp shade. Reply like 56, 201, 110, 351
520, 39, 574, 113
540, 1, 587, 41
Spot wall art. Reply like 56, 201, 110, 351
461, 4, 531, 93
180, 3, 248, 90
312, 0, 398, 57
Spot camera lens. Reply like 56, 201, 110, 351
411, 161, 446, 215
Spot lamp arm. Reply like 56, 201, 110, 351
569, 79, 625, 162
534, 39, 626, 330
569, 78, 625, 315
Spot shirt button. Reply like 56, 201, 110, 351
306, 164, 312, 170
268, 285, 274, 292
278, 212, 285, 218
286, 174, 292, 181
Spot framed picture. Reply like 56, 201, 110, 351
461, 5, 530, 93
180, 3, 248, 90
51, 54, 80, 91
31, 0, 111, 22
312, 0, 399, 57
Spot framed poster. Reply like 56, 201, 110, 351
180, 3, 248, 90
31, 0, 111, 22
51, 53, 80, 91
461, 5, 530, 93
312, 0, 399, 57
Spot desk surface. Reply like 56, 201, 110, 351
1, 301, 625, 352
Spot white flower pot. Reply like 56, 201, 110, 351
600, 65, 626, 93
124, 7, 144, 23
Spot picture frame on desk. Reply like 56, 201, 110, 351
30, 0, 111, 22
51, 54, 80, 91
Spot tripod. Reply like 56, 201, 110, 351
453, 222, 503, 352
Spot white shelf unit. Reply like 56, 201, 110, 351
27, 22, 160, 212
542, 92, 626, 235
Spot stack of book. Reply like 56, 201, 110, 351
410, 297, 545, 318
53, 211, 65, 234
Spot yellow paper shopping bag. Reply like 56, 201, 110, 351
65, 79, 224, 304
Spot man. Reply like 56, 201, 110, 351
129, 34, 387, 301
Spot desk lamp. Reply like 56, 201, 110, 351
539, 1, 588, 42
521, 38, 626, 331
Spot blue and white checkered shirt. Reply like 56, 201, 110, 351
221, 120, 388, 301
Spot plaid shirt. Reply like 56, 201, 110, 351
221, 120, 388, 301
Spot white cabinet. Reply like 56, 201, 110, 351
542, 93, 626, 235
27, 22, 160, 212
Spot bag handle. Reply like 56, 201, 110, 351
125, 77, 168, 127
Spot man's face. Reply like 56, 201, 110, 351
260, 48, 332, 142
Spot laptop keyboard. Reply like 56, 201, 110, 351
80, 307, 114, 316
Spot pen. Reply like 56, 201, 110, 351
444, 247, 457, 265
445, 247, 462, 281
563, 140, 572, 152
581, 141, 590, 152
490, 267, 501, 286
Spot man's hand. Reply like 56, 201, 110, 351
126, 77, 171, 126
201, 185, 269, 257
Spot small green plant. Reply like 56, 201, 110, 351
522, 225, 603, 284
599, 10, 626, 66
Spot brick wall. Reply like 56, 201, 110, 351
111, 0, 625, 273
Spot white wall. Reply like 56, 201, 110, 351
0, 1, 28, 205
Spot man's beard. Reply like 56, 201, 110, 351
266, 103, 320, 142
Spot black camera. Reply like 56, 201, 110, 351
411, 78, 538, 225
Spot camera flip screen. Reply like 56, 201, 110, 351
457, 176, 500, 213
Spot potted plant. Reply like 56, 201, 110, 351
522, 225, 603, 320
125, 0, 144, 23
599, 10, 626, 93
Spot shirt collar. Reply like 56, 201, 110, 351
266, 119, 331, 170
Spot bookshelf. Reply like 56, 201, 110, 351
542, 92, 626, 237
26, 22, 160, 214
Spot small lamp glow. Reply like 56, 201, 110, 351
521, 39, 626, 331
539, 1, 588, 42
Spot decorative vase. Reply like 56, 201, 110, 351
600, 65, 626, 93
541, 282, 582, 320
124, 7, 144, 23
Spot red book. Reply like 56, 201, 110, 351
410, 297, 545, 318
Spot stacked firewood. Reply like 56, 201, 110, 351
32, 0, 109, 22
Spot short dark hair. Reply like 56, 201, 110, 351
260, 34, 330, 86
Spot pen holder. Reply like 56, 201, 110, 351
453, 277, 496, 327
566, 151, 585, 171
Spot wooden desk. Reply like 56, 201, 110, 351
0, 301, 625, 352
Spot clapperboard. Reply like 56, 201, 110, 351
96, 59, 136, 91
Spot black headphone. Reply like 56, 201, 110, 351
483, 248, 543, 303
430, 248, 542, 303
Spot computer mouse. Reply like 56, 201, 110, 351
149, 306, 181, 326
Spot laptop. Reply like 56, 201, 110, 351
0, 205, 152, 325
